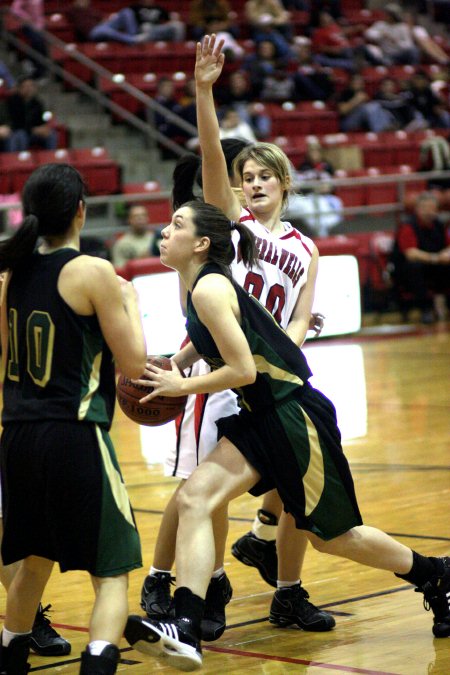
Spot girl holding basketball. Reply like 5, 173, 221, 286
140, 33, 331, 642
125, 198, 449, 671
0, 163, 147, 675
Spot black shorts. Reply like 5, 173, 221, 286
217, 383, 363, 541
0, 420, 142, 577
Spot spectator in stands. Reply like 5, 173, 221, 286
311, 11, 366, 73
373, 77, 426, 132
112, 204, 155, 268
364, 3, 420, 66
203, 18, 245, 60
188, 0, 234, 41
216, 69, 271, 138
244, 0, 293, 58
11, 0, 48, 80
286, 139, 343, 237
218, 105, 257, 142
151, 76, 184, 158
90, 0, 185, 45
296, 139, 335, 182
3, 75, 57, 151
392, 192, 450, 323
65, 0, 105, 43
259, 66, 296, 102
309, 0, 342, 28
153, 76, 181, 134
0, 101, 14, 152
336, 73, 398, 133
0, 60, 16, 89
292, 39, 334, 101
404, 10, 450, 65
244, 39, 290, 98
177, 77, 197, 129
404, 70, 450, 129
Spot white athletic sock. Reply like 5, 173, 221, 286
88, 640, 112, 655
149, 566, 171, 576
211, 567, 224, 579
2, 628, 31, 647
277, 579, 300, 589
252, 515, 277, 542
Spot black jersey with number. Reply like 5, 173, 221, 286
186, 264, 312, 412
2, 249, 115, 428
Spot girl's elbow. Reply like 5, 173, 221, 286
241, 364, 257, 386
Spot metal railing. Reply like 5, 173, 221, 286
1, 169, 449, 239
1, 9, 197, 156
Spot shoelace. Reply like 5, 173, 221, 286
292, 586, 323, 616
34, 604, 60, 636
148, 575, 175, 607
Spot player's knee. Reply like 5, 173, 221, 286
176, 482, 213, 518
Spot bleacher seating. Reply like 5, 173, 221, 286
123, 182, 171, 224
0, 148, 122, 195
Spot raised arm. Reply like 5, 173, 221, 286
195, 35, 243, 221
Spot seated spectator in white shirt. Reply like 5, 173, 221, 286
112, 204, 155, 268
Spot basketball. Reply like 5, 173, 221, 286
116, 355, 187, 426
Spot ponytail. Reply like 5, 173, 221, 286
0, 214, 39, 272
185, 201, 259, 278
0, 163, 86, 273
172, 153, 202, 210
232, 221, 259, 270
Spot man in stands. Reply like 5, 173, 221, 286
392, 191, 450, 323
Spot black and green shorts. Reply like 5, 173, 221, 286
0, 420, 142, 577
217, 382, 363, 540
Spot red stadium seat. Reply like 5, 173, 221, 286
0, 152, 37, 193
71, 148, 121, 195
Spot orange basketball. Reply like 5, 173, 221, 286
116, 355, 187, 426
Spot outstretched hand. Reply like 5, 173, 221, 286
195, 34, 226, 87
309, 313, 325, 337
134, 359, 185, 403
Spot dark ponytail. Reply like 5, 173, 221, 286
172, 153, 202, 210
0, 215, 39, 273
0, 163, 86, 272
185, 201, 259, 277
172, 138, 251, 211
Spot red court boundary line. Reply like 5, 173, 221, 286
0, 617, 401, 674
203, 646, 400, 674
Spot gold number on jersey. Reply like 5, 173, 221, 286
7, 308, 20, 382
26, 311, 55, 387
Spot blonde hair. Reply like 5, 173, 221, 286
232, 142, 292, 211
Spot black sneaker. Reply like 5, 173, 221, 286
269, 584, 336, 631
125, 614, 202, 671
79, 644, 120, 675
201, 573, 233, 642
140, 573, 174, 620
416, 556, 450, 638
231, 532, 277, 587
30, 604, 71, 656
0, 633, 31, 674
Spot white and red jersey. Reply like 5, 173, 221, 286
231, 207, 314, 328
166, 209, 315, 478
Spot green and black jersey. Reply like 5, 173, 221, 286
186, 263, 363, 539
186, 263, 312, 412
2, 249, 115, 429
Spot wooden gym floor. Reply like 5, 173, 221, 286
1, 324, 449, 674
